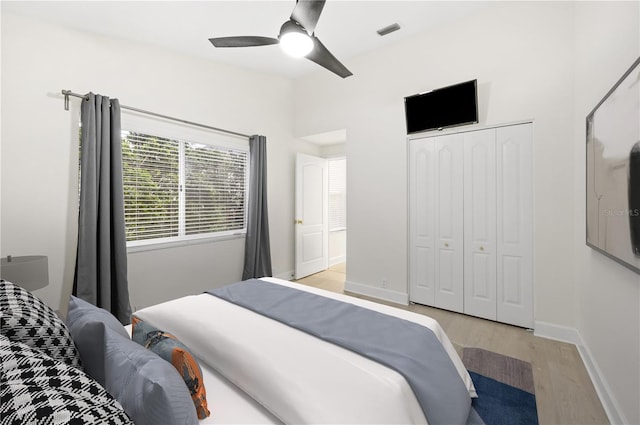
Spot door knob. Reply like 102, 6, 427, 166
444, 242, 449, 247
295, 219, 303, 224
480, 246, 484, 251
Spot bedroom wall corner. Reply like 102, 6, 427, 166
293, 1, 579, 330
572, 2, 640, 424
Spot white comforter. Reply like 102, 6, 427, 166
134, 278, 475, 424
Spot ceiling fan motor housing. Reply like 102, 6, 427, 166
279, 19, 310, 38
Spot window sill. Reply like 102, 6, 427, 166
127, 233, 245, 254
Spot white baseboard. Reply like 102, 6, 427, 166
344, 280, 408, 305
329, 256, 346, 267
533, 320, 581, 345
273, 270, 294, 281
534, 321, 626, 425
575, 340, 627, 425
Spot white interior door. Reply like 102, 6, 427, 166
295, 153, 329, 279
464, 129, 498, 320
409, 138, 436, 305
409, 124, 533, 328
434, 134, 464, 313
496, 123, 533, 328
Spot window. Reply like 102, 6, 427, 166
328, 158, 346, 231
121, 130, 249, 248
121, 132, 180, 242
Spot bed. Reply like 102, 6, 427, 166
0, 277, 478, 425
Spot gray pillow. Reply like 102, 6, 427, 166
67, 296, 198, 425
67, 296, 129, 383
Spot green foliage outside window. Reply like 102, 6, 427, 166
120, 131, 247, 243
122, 132, 180, 241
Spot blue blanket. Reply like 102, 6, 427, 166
208, 279, 472, 425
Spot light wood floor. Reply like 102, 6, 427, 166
296, 264, 609, 425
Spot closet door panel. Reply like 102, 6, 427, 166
409, 139, 436, 305
435, 135, 464, 313
502, 255, 523, 303
497, 123, 533, 328
464, 129, 497, 320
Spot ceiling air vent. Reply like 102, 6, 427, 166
376, 23, 401, 36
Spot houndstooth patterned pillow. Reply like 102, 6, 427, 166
0, 334, 134, 425
0, 280, 82, 369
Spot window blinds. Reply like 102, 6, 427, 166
122, 132, 180, 241
121, 131, 248, 243
185, 144, 247, 235
328, 158, 347, 231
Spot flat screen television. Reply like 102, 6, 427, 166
404, 79, 478, 134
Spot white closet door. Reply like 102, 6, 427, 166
496, 123, 533, 328
409, 138, 436, 306
434, 135, 464, 313
463, 129, 497, 320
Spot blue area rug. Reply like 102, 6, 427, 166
463, 347, 539, 425
470, 371, 539, 425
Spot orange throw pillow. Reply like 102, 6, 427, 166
131, 316, 210, 419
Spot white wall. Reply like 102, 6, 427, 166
295, 1, 577, 324
293, 1, 639, 422
0, 12, 298, 311
320, 143, 346, 158
573, 3, 639, 424
329, 229, 347, 266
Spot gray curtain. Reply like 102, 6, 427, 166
242, 135, 273, 279
74, 93, 132, 325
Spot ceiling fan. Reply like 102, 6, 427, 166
208, 0, 353, 78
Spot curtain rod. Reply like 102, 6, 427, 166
61, 90, 251, 139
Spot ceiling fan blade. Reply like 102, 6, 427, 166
290, 0, 326, 34
305, 36, 352, 78
209, 36, 279, 48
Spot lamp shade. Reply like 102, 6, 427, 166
1, 255, 49, 291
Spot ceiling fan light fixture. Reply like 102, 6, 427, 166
209, 1, 352, 78
280, 30, 313, 57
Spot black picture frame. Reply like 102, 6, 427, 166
586, 56, 640, 274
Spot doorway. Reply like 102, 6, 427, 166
294, 139, 347, 280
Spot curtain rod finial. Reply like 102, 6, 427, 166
62, 89, 70, 111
